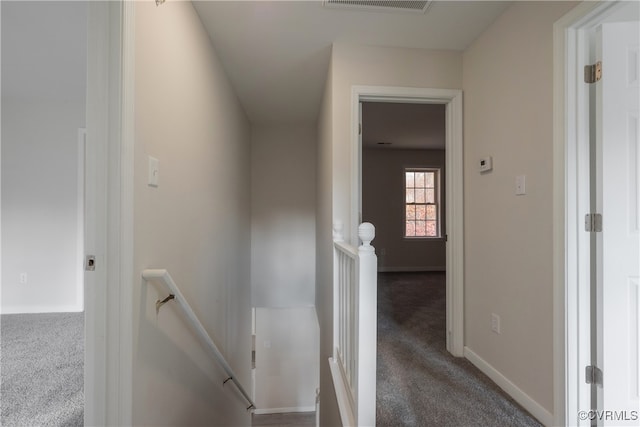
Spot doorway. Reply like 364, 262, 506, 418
360, 102, 447, 273
1, 2, 87, 424
361, 101, 449, 423
556, 2, 640, 425
350, 86, 464, 356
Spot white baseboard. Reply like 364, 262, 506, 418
463, 347, 553, 427
1, 305, 84, 314
253, 406, 316, 415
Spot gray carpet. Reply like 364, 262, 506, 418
377, 272, 542, 427
1, 312, 84, 427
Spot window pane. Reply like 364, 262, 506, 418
406, 221, 415, 237
426, 221, 437, 237
426, 189, 435, 203
425, 172, 434, 188
426, 204, 436, 220
406, 205, 416, 220
406, 172, 414, 188
406, 189, 414, 203
405, 168, 440, 238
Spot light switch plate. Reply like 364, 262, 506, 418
148, 156, 159, 187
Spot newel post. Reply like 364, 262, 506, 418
357, 222, 377, 427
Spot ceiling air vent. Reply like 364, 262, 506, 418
323, 0, 432, 14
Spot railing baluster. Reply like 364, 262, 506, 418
330, 222, 376, 427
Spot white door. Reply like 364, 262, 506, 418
597, 21, 640, 426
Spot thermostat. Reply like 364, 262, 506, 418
479, 156, 493, 173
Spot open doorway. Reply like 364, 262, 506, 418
1, 2, 87, 425
350, 86, 464, 357
361, 101, 449, 423
556, 2, 640, 425
361, 102, 447, 273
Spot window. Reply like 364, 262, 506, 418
405, 169, 440, 238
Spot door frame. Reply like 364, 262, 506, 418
553, 2, 629, 425
84, 1, 134, 425
350, 86, 464, 356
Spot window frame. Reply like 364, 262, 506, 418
404, 167, 441, 239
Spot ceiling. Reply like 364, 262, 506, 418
193, 1, 511, 126
362, 102, 445, 150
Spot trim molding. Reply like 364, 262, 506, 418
116, 1, 135, 424
85, 1, 134, 425
464, 347, 552, 427
1, 305, 84, 314
253, 406, 316, 415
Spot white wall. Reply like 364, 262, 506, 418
316, 49, 339, 424
133, 2, 252, 425
251, 125, 316, 307
462, 1, 577, 418
254, 307, 319, 414
362, 148, 446, 271
317, 43, 462, 426
1, 1, 86, 314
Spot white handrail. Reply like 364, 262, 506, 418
141, 269, 255, 410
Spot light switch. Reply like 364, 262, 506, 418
516, 175, 526, 195
148, 156, 159, 187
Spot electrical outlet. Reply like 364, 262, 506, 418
19, 273, 28, 284
491, 313, 501, 334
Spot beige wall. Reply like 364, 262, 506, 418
251, 125, 316, 307
362, 149, 446, 271
331, 44, 462, 242
317, 43, 462, 426
462, 1, 577, 416
133, 2, 251, 425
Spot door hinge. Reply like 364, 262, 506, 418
585, 365, 603, 386
584, 61, 602, 84
585, 213, 603, 232
359, 123, 362, 135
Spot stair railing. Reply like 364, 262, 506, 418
141, 269, 255, 411
329, 222, 377, 427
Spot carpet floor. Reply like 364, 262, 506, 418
376, 272, 542, 427
1, 312, 84, 427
